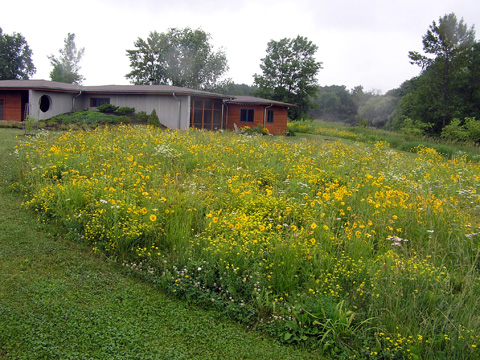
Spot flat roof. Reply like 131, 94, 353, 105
0, 80, 295, 106
0, 80, 230, 98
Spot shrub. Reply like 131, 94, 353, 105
241, 125, 268, 136
117, 107, 135, 116
399, 118, 432, 136
285, 129, 295, 136
97, 104, 119, 113
0, 120, 24, 129
135, 111, 148, 124
358, 118, 368, 128
465, 117, 480, 143
114, 116, 131, 124
46, 118, 59, 126
441, 118, 469, 142
442, 117, 480, 144
147, 109, 160, 127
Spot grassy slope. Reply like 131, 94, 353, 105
0, 129, 321, 360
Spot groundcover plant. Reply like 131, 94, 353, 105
16, 126, 480, 358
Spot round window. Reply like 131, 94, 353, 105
39, 95, 51, 113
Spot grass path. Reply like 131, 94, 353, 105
0, 129, 321, 359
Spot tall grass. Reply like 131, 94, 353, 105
288, 119, 480, 162
16, 126, 480, 358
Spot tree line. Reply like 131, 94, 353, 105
1, 13, 478, 140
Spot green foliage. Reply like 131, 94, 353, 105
240, 125, 269, 136
50, 110, 117, 126
135, 111, 148, 123
16, 126, 480, 358
96, 104, 119, 113
0, 130, 316, 359
404, 13, 478, 133
465, 117, 480, 143
147, 109, 160, 127
0, 120, 24, 129
441, 118, 469, 141
431, 144, 456, 157
24, 115, 36, 135
309, 85, 358, 123
358, 95, 397, 128
212, 81, 258, 96
116, 106, 135, 116
399, 117, 432, 136
442, 117, 480, 143
48, 33, 85, 84
114, 115, 131, 124
253, 36, 322, 120
358, 118, 368, 128
126, 27, 228, 90
289, 119, 480, 161
0, 27, 36, 80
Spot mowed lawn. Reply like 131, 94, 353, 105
0, 128, 321, 360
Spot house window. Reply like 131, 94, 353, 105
0, 99, 4, 120
39, 95, 51, 113
267, 109, 274, 123
90, 98, 110, 107
240, 109, 254, 122
191, 98, 223, 130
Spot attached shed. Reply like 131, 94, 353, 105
224, 96, 292, 135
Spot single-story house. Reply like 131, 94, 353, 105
0, 80, 293, 135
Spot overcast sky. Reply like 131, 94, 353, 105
1, 0, 479, 93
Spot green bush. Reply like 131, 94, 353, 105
117, 107, 135, 116
0, 121, 23, 129
400, 117, 432, 136
241, 125, 269, 136
46, 118, 59, 126
465, 117, 480, 143
114, 116, 131, 124
135, 111, 148, 124
442, 117, 480, 144
46, 111, 119, 128
441, 118, 469, 141
97, 104, 119, 113
148, 109, 161, 127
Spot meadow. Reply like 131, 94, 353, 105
15, 125, 480, 358
0, 128, 319, 360
288, 120, 480, 162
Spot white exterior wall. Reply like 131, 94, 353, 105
27, 90, 193, 130
29, 90, 79, 120
85, 94, 191, 130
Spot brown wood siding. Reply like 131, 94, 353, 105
0, 91, 23, 121
226, 104, 288, 135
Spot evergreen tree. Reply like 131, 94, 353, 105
407, 13, 476, 132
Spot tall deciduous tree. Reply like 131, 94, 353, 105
408, 13, 476, 131
253, 36, 322, 119
126, 28, 228, 90
48, 33, 85, 84
0, 28, 36, 80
